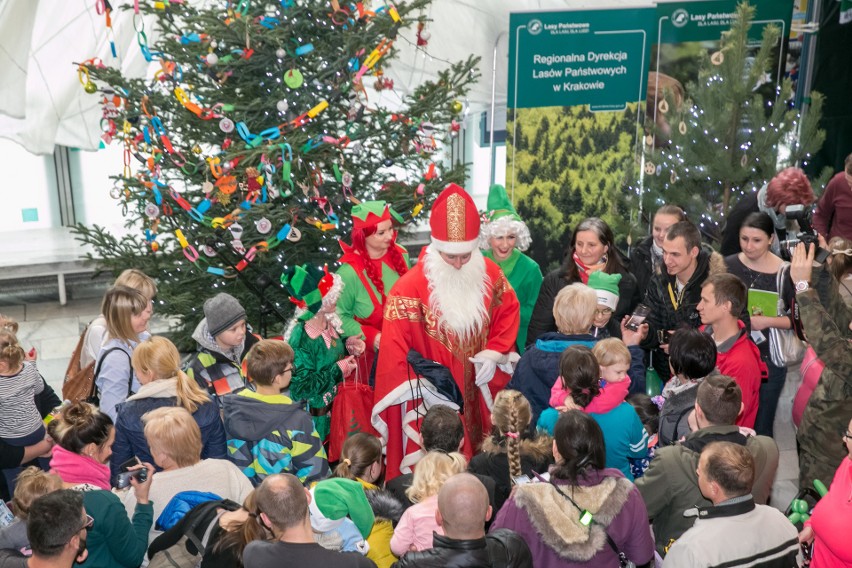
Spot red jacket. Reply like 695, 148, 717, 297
702, 321, 767, 428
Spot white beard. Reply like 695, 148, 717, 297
423, 245, 490, 343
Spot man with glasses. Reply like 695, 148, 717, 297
0, 490, 90, 567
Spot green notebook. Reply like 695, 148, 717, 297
747, 289, 778, 317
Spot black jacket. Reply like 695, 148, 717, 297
526, 266, 639, 347
392, 530, 532, 568
629, 235, 659, 297
640, 246, 726, 379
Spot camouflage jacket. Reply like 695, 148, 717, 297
795, 266, 852, 489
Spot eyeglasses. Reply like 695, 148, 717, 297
844, 431, 852, 440
594, 308, 613, 316
76, 514, 94, 533
282, 366, 294, 374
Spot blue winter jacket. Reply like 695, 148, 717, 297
110, 378, 226, 482
507, 332, 598, 423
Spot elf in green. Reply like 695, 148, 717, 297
282, 264, 365, 442
479, 184, 543, 353
336, 201, 410, 380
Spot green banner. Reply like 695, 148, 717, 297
508, 9, 656, 111
657, 0, 793, 42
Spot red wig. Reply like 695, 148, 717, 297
350, 224, 408, 298
766, 167, 815, 208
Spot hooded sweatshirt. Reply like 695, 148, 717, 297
222, 390, 329, 486
186, 318, 260, 409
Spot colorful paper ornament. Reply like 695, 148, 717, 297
284, 69, 304, 88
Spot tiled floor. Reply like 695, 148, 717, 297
4, 295, 803, 512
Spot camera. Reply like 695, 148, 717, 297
116, 457, 148, 489
780, 204, 830, 263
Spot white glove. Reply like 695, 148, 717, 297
469, 349, 508, 387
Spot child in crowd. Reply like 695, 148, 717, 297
546, 337, 633, 419
0, 467, 63, 555
82, 269, 157, 367
0, 315, 35, 360
223, 339, 328, 486
335, 433, 404, 568
626, 393, 661, 479
538, 345, 648, 480
658, 328, 718, 445
469, 390, 552, 511
309, 477, 375, 554
390, 451, 466, 555
186, 292, 260, 409
282, 264, 365, 442
111, 336, 226, 481
0, 331, 48, 495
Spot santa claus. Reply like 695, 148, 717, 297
372, 183, 521, 479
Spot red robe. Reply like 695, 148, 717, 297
372, 256, 520, 480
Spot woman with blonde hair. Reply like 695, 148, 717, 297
83, 269, 157, 367
335, 433, 404, 568
469, 389, 552, 511
390, 451, 466, 555
121, 406, 252, 544
110, 335, 225, 482
95, 285, 153, 420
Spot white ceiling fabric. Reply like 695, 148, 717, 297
0, 0, 649, 155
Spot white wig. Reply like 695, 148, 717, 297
478, 216, 532, 252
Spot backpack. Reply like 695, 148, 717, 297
62, 325, 96, 403
148, 499, 240, 568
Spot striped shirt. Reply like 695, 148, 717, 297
0, 361, 44, 439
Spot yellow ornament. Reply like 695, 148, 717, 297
450, 100, 463, 115
84, 81, 98, 94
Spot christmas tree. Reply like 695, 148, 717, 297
73, 0, 478, 342
639, 1, 825, 240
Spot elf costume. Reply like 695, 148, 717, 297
372, 184, 521, 480
479, 184, 543, 353
337, 201, 410, 380
282, 265, 354, 442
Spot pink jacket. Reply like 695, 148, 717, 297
389, 494, 443, 555
549, 377, 630, 414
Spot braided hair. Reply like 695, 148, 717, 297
350, 224, 408, 298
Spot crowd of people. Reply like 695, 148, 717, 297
1, 159, 852, 567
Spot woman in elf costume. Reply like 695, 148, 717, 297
282, 265, 365, 442
479, 185, 543, 353
337, 201, 410, 379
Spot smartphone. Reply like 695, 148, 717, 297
657, 329, 673, 345
116, 457, 147, 489
625, 304, 651, 331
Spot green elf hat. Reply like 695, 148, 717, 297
280, 264, 339, 320
587, 271, 622, 311
309, 478, 375, 539
351, 200, 403, 229
485, 184, 521, 222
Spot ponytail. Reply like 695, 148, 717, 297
213, 491, 269, 561
506, 402, 522, 479
333, 432, 382, 480
174, 369, 210, 414
0, 330, 25, 371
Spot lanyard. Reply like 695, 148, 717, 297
667, 281, 686, 310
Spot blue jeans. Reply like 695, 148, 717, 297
753, 361, 787, 437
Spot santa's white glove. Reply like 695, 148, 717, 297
498, 352, 521, 375
469, 349, 508, 386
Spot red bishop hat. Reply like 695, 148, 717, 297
429, 183, 481, 254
